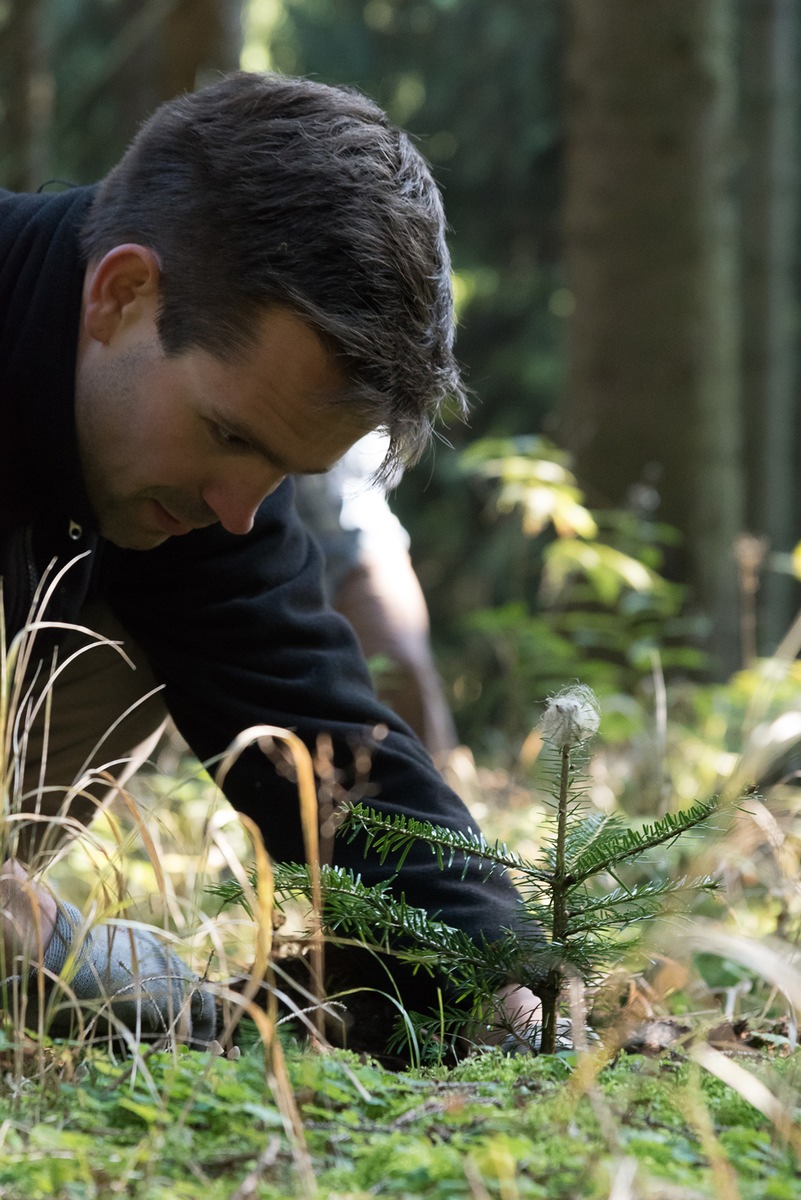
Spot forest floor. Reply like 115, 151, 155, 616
1, 741, 799, 1200
0, 1018, 798, 1199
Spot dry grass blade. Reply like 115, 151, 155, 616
675, 922, 801, 1014
2, 600, 145, 871
93, 773, 166, 897
771, 603, 801, 666
229, 1136, 282, 1200
3, 553, 134, 776
663, 921, 801, 1158
215, 811, 276, 1050
213, 984, 317, 1200
216, 725, 325, 1036
680, 1065, 743, 1200
722, 604, 801, 796
690, 1043, 801, 1156
463, 1156, 493, 1200
0, 578, 319, 1197
606, 1157, 637, 1200
565, 975, 620, 1153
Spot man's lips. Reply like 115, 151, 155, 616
149, 499, 197, 536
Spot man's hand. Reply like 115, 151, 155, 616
465, 982, 542, 1049
494, 982, 542, 1031
488, 982, 542, 1042
0, 860, 57, 972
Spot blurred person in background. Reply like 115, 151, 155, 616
295, 431, 458, 767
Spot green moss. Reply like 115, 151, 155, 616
0, 1041, 799, 1199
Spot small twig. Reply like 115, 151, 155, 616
229, 1137, 283, 1200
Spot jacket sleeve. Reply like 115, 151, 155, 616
102, 480, 525, 947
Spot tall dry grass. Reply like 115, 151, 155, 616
0, 567, 330, 1194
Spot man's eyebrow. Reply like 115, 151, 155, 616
210, 410, 330, 475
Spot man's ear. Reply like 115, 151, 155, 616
82, 245, 162, 345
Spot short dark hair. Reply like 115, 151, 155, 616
80, 72, 466, 474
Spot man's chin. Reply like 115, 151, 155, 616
97, 497, 209, 548
100, 519, 171, 551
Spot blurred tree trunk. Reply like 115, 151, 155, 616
0, 0, 53, 189
163, 0, 244, 96
111, 0, 244, 158
561, 0, 742, 677
114, 0, 245, 133
740, 0, 800, 654
53, 0, 244, 181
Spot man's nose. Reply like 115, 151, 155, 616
202, 472, 286, 535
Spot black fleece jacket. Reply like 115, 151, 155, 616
0, 185, 524, 957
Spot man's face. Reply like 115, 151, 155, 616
75, 290, 366, 551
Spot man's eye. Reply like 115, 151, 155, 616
210, 423, 251, 451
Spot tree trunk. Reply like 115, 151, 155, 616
51, 0, 244, 182
561, 0, 742, 676
0, 0, 53, 190
163, 0, 243, 97
740, 0, 800, 654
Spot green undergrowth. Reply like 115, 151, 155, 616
0, 1028, 799, 1199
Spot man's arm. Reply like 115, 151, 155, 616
104, 483, 524, 917
102, 480, 537, 1028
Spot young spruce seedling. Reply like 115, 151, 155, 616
212, 685, 719, 1057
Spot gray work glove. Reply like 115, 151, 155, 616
38, 902, 217, 1047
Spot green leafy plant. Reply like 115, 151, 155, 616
452, 437, 707, 751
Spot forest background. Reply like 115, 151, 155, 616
4, 5, 801, 1197
6, 0, 801, 762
